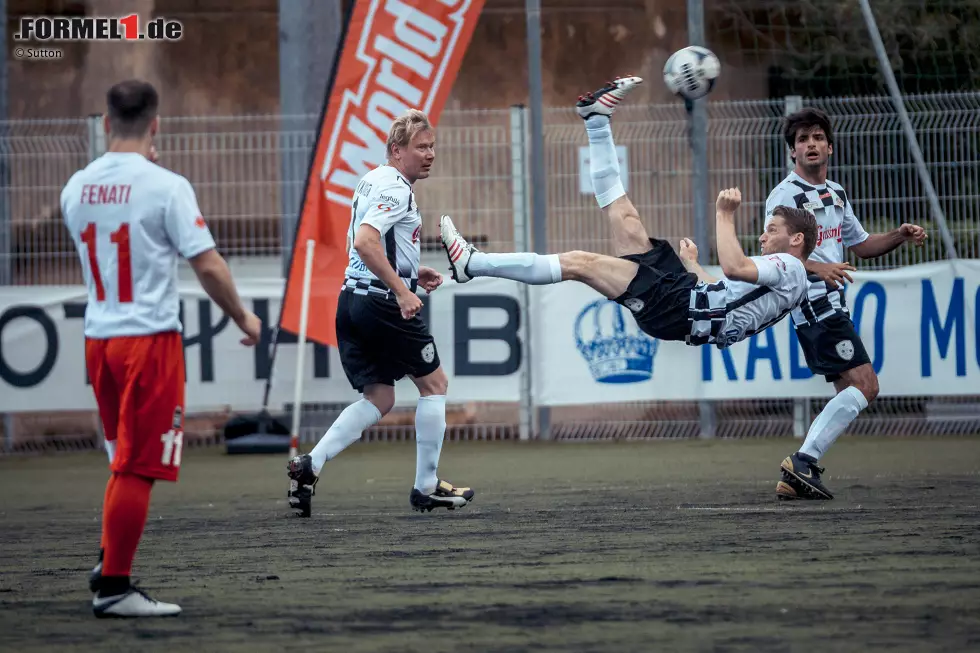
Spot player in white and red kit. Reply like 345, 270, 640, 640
61, 80, 261, 617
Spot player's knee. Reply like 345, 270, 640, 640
620, 216, 648, 244
847, 365, 878, 403
559, 251, 598, 281
416, 367, 449, 396
363, 386, 395, 416
859, 371, 879, 403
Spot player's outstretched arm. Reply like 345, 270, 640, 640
848, 224, 928, 259
677, 238, 719, 283
188, 249, 262, 345
714, 188, 759, 283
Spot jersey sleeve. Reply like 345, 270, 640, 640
359, 180, 411, 236
164, 177, 216, 259
752, 254, 797, 287
763, 184, 800, 228
841, 198, 870, 247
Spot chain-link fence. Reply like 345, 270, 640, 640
2, 91, 978, 451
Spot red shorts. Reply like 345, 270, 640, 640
85, 331, 186, 482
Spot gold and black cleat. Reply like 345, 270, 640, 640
779, 452, 834, 500
410, 479, 475, 512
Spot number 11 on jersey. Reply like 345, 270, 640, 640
80, 222, 133, 303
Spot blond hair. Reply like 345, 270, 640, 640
386, 109, 432, 157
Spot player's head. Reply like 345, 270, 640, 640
784, 108, 834, 173
386, 109, 435, 182
760, 206, 817, 259
104, 79, 159, 141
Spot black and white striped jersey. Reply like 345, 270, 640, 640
688, 253, 809, 348
763, 171, 870, 326
344, 165, 422, 293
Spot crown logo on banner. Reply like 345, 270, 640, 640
573, 298, 659, 384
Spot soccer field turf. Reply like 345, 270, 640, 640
1, 436, 978, 652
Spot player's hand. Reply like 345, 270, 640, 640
418, 266, 443, 294
396, 289, 423, 320
235, 310, 262, 346
716, 187, 742, 214
678, 238, 699, 263
810, 261, 855, 286
900, 223, 928, 246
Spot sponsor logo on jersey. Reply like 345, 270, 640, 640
816, 225, 842, 247
803, 200, 822, 212
355, 180, 373, 197
767, 255, 787, 271
412, 224, 421, 243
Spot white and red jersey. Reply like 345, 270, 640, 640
61, 152, 215, 339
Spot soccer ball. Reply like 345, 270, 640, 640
663, 45, 720, 101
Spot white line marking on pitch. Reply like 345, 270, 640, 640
677, 504, 979, 513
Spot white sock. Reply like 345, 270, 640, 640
800, 386, 869, 459
104, 438, 116, 464
309, 398, 382, 474
586, 115, 625, 208
414, 395, 446, 494
466, 251, 562, 284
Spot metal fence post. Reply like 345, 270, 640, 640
688, 0, 715, 440
0, 0, 9, 288
86, 114, 106, 161
783, 95, 812, 439
525, 0, 551, 440
511, 106, 534, 441
857, 0, 958, 260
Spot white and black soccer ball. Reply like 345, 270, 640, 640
663, 45, 721, 101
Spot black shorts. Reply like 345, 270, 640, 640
612, 238, 698, 341
336, 288, 441, 392
795, 311, 871, 382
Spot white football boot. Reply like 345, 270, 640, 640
93, 587, 182, 618
575, 75, 643, 120
440, 215, 478, 283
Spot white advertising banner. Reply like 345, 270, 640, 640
1, 261, 979, 412
0, 278, 524, 413
535, 260, 980, 403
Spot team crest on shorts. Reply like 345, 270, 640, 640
421, 343, 435, 364
835, 340, 855, 361
624, 298, 645, 313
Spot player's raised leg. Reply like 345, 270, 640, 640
575, 76, 651, 257
441, 215, 638, 300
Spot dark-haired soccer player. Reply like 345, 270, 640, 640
61, 79, 262, 617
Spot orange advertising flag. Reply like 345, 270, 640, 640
279, 0, 486, 347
